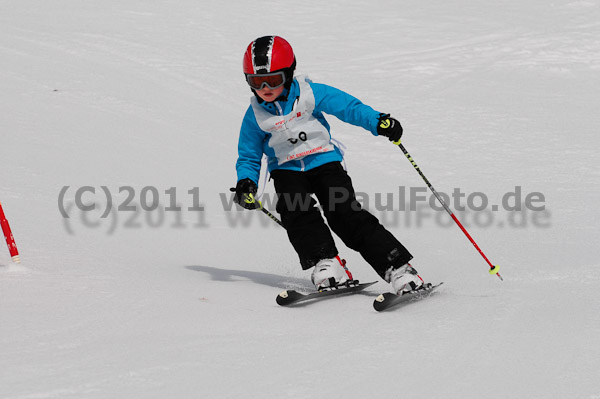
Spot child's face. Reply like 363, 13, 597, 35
255, 85, 285, 103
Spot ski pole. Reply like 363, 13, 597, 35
395, 141, 502, 281
257, 200, 284, 228
0, 201, 21, 263
229, 188, 285, 228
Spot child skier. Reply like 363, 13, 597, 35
233, 35, 424, 294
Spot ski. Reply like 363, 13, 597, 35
276, 280, 377, 307
373, 282, 443, 312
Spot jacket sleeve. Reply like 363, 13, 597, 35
309, 81, 382, 136
235, 106, 264, 184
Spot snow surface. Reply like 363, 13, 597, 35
1, 1, 599, 398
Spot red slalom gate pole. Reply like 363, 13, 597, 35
396, 142, 502, 281
0, 201, 20, 263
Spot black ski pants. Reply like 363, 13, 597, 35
271, 162, 412, 278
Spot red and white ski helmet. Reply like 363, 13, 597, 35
243, 36, 296, 84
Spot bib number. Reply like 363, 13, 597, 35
288, 131, 307, 145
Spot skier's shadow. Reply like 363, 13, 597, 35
185, 265, 381, 298
185, 265, 311, 290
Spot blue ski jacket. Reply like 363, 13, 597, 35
236, 76, 383, 184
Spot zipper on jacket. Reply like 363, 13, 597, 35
300, 159, 305, 171
274, 101, 283, 116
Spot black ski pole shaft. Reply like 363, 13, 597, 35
230, 187, 285, 228
396, 142, 502, 281
259, 204, 284, 228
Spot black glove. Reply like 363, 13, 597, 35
231, 178, 260, 210
377, 113, 403, 143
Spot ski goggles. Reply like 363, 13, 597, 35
246, 71, 286, 90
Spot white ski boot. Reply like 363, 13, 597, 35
311, 256, 351, 290
385, 263, 424, 295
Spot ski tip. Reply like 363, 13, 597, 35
373, 282, 443, 312
276, 290, 289, 306
278, 290, 289, 299
276, 289, 304, 306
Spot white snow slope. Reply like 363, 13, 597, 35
1, 1, 599, 398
